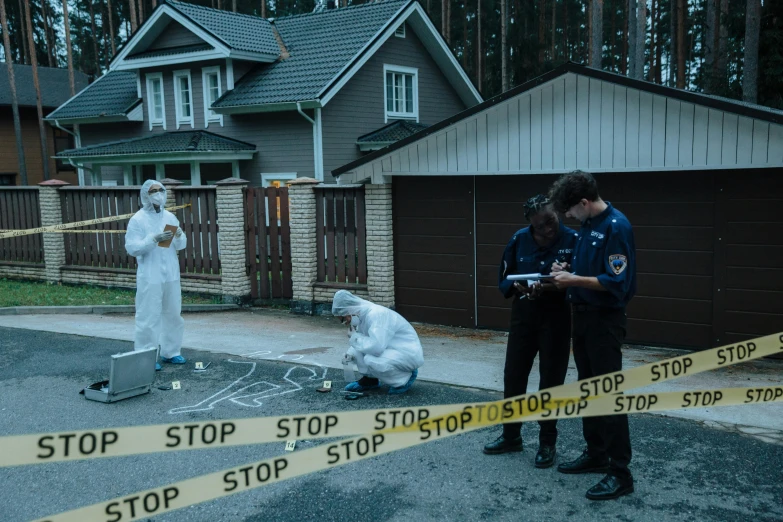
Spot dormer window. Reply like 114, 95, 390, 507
146, 73, 166, 130
383, 65, 418, 122
202, 66, 223, 127
173, 70, 194, 129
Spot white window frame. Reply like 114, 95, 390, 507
173, 69, 195, 129
383, 64, 418, 123
261, 172, 297, 187
395, 23, 405, 38
201, 66, 224, 128
145, 72, 166, 130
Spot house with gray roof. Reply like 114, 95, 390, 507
1, 64, 89, 186
47, 0, 482, 186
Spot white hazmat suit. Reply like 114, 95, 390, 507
125, 180, 187, 359
332, 290, 424, 388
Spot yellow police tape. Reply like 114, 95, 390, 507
4, 332, 780, 469
0, 204, 191, 240
12, 331, 780, 521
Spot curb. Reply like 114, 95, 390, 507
0, 304, 241, 316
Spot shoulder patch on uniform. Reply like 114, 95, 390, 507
609, 254, 628, 275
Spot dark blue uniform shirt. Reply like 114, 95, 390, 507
567, 203, 637, 308
498, 223, 579, 298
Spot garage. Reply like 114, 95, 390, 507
336, 63, 783, 350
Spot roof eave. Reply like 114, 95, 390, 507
54, 150, 257, 163
212, 99, 322, 114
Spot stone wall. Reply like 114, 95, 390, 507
0, 263, 47, 281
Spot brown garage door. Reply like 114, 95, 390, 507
393, 176, 475, 327
476, 172, 717, 349
714, 168, 783, 347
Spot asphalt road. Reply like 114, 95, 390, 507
1, 327, 781, 522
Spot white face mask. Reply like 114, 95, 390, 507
149, 192, 165, 207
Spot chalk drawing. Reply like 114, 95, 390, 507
168, 361, 328, 414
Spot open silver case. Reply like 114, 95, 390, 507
83, 347, 158, 403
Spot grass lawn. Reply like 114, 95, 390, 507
0, 278, 221, 307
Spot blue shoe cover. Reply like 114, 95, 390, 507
389, 369, 418, 395
344, 379, 380, 392
162, 355, 186, 364
155, 363, 162, 371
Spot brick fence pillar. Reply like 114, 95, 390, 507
288, 177, 320, 314
38, 179, 69, 283
365, 183, 394, 308
161, 178, 182, 208
215, 178, 251, 304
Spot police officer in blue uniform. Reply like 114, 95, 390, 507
483, 195, 578, 469
549, 170, 636, 501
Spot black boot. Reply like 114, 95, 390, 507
556, 450, 609, 474
585, 473, 634, 500
535, 445, 556, 468
483, 434, 522, 455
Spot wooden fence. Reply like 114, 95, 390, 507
60, 187, 218, 274
0, 188, 44, 264
245, 186, 292, 301
315, 185, 367, 285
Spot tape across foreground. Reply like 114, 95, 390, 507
2, 332, 777, 521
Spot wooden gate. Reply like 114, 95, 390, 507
245, 186, 293, 301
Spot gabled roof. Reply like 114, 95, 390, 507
56, 130, 256, 159
164, 0, 279, 56
0, 64, 89, 108
357, 120, 429, 144
45, 71, 140, 121
213, 0, 410, 108
333, 61, 783, 177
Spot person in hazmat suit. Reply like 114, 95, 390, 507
332, 290, 424, 394
125, 180, 188, 370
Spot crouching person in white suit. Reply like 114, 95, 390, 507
332, 290, 424, 394
125, 180, 188, 371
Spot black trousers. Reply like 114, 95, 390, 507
503, 295, 571, 445
572, 307, 633, 480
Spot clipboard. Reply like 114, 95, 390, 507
506, 273, 555, 281
157, 224, 178, 248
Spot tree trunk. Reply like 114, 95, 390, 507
704, 0, 716, 92
461, 0, 467, 69
102, 1, 110, 70
441, 0, 445, 39
476, 0, 482, 93
16, 0, 27, 63
611, 0, 616, 71
107, 0, 116, 55
261, 0, 266, 17
446, 0, 451, 44
587, 0, 592, 65
676, 0, 685, 88
654, 0, 661, 83
621, 0, 628, 74
62, 0, 75, 94
628, 0, 636, 76
563, 0, 568, 60
128, 0, 137, 33
88, 0, 100, 74
592, 0, 603, 68
501, 0, 508, 90
41, 0, 55, 66
0, 0, 28, 185
669, 0, 675, 86
635, 1, 645, 79
152, 0, 156, 8
743, 0, 760, 103
714, 0, 727, 90
137, 0, 144, 25
538, 0, 545, 64
233, 0, 236, 12
551, 0, 556, 61
22, 0, 49, 181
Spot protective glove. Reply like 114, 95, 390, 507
153, 231, 174, 243
175, 227, 183, 238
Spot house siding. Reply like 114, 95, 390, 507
321, 23, 467, 183
148, 21, 205, 50
78, 61, 314, 185
0, 107, 78, 186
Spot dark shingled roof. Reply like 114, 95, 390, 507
0, 64, 89, 108
45, 71, 140, 120
56, 131, 256, 158
166, 0, 279, 56
126, 43, 214, 60
357, 120, 429, 144
214, 0, 410, 108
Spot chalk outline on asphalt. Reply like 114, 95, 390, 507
168, 360, 328, 414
